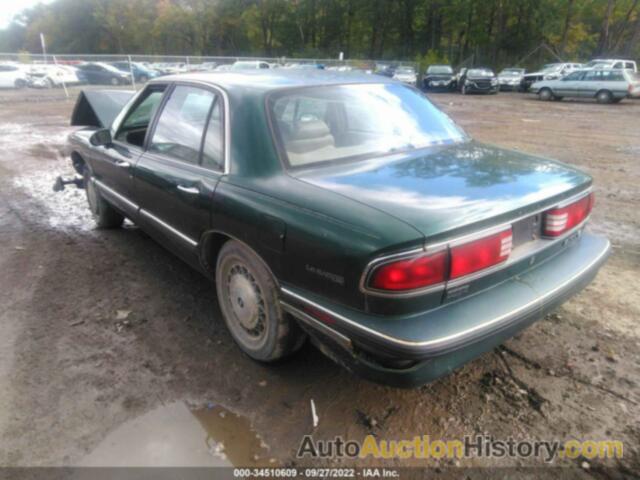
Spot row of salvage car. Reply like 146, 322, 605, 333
418, 58, 640, 104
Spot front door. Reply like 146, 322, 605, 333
134, 84, 226, 263
554, 70, 584, 97
90, 84, 167, 218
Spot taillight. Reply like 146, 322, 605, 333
450, 229, 512, 279
543, 193, 594, 237
369, 251, 447, 291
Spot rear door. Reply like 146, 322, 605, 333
89, 84, 167, 218
134, 83, 225, 260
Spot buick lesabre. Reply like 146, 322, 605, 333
59, 71, 610, 387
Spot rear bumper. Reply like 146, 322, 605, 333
281, 233, 610, 387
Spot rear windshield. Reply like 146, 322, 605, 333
269, 83, 467, 168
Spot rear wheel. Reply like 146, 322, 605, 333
538, 88, 553, 101
14, 78, 26, 89
596, 90, 613, 104
216, 240, 305, 362
110, 77, 119, 86
83, 169, 124, 229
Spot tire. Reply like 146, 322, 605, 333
110, 77, 119, 86
538, 88, 553, 101
83, 169, 124, 229
216, 240, 305, 362
596, 90, 613, 104
14, 78, 26, 89
611, 98, 623, 104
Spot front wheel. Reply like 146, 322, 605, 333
538, 88, 553, 101
83, 169, 124, 229
216, 240, 305, 362
596, 90, 613, 104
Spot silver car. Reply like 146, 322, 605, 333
531, 69, 640, 104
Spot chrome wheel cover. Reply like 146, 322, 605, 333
226, 263, 266, 340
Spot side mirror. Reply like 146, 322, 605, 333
90, 128, 112, 147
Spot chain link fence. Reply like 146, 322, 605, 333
0, 52, 419, 101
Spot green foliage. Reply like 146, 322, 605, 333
0, 0, 638, 63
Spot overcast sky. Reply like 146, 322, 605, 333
0, 0, 53, 29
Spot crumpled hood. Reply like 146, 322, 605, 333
296, 141, 591, 239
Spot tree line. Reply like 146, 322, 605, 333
0, 0, 639, 69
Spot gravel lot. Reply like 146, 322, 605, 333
0, 86, 638, 476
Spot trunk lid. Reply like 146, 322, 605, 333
296, 141, 591, 241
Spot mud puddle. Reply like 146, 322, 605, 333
79, 402, 271, 467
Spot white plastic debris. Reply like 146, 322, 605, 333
310, 399, 319, 428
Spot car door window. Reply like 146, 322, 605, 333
201, 98, 224, 171
115, 85, 166, 147
625, 62, 634, 70
149, 85, 215, 164
583, 71, 599, 81
564, 71, 583, 81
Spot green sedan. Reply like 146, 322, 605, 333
63, 71, 610, 387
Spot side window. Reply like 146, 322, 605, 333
625, 62, 635, 70
149, 85, 215, 164
202, 98, 224, 171
583, 71, 599, 81
115, 86, 166, 147
564, 71, 583, 81
613, 62, 623, 69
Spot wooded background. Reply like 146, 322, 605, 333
1, 0, 639, 69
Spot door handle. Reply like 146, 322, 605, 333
177, 185, 199, 194
115, 160, 131, 168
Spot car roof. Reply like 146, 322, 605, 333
150, 70, 395, 93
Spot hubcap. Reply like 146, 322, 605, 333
227, 264, 265, 336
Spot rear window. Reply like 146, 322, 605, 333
269, 83, 467, 168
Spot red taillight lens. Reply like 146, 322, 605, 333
369, 251, 447, 291
450, 229, 512, 279
543, 193, 594, 237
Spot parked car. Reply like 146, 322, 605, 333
460, 68, 499, 94
422, 65, 455, 91
27, 65, 81, 88
521, 63, 582, 91
374, 63, 396, 77
392, 65, 417, 85
111, 62, 159, 83
231, 60, 271, 70
60, 71, 609, 387
497, 67, 525, 91
0, 63, 28, 89
531, 68, 640, 103
584, 58, 637, 72
76, 62, 132, 85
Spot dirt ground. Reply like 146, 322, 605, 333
0, 86, 638, 477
